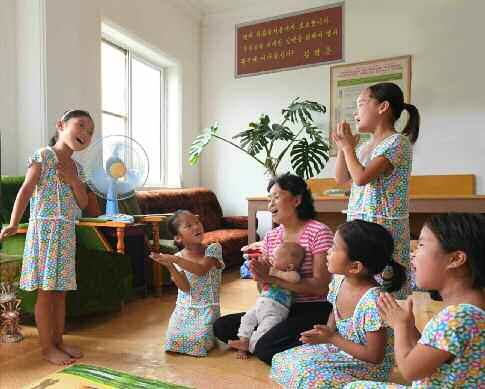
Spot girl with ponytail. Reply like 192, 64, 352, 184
333, 82, 420, 298
271, 220, 405, 388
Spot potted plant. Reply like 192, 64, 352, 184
189, 98, 329, 179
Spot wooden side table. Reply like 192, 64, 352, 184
76, 219, 132, 254
133, 214, 172, 296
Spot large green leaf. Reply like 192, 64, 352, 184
267, 123, 294, 141
290, 138, 329, 179
233, 114, 271, 156
188, 98, 330, 179
282, 98, 326, 125
304, 123, 328, 143
188, 124, 218, 165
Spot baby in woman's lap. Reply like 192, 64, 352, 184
229, 242, 304, 359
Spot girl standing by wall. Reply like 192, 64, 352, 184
334, 82, 420, 298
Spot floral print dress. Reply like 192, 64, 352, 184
344, 304, 485, 389
346, 134, 413, 298
270, 275, 394, 388
20, 147, 85, 291
164, 243, 224, 357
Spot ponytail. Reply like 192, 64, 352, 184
49, 133, 58, 146
402, 103, 420, 144
368, 83, 420, 144
381, 260, 407, 293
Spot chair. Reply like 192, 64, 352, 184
0, 176, 133, 318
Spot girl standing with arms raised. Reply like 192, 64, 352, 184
334, 82, 420, 298
0, 110, 94, 365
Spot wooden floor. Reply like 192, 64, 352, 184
0, 270, 443, 388
0, 270, 276, 389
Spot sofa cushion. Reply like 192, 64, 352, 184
203, 228, 247, 253
136, 188, 223, 232
1, 176, 29, 224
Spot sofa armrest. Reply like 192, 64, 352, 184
221, 216, 249, 229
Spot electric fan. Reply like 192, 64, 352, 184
84, 135, 149, 223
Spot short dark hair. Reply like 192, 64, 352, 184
338, 220, 406, 292
49, 109, 93, 146
424, 213, 485, 289
167, 209, 193, 249
267, 172, 315, 220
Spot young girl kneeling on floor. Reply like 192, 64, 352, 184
150, 210, 224, 357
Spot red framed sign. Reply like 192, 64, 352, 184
235, 3, 344, 78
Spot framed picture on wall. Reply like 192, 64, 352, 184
329, 55, 411, 155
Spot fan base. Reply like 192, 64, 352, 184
97, 214, 134, 223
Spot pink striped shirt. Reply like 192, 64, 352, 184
262, 219, 334, 303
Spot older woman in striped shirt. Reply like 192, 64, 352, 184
213, 173, 334, 364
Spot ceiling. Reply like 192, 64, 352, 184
184, 0, 261, 16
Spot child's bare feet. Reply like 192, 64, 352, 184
236, 350, 250, 359
42, 347, 74, 365
58, 343, 83, 359
228, 338, 249, 352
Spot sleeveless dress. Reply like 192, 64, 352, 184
344, 304, 485, 389
20, 147, 85, 291
270, 275, 394, 388
346, 134, 413, 298
164, 243, 224, 356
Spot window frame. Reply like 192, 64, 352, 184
101, 37, 168, 186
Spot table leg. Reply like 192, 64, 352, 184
248, 203, 257, 244
116, 228, 125, 254
150, 222, 163, 296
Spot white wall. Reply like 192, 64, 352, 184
200, 0, 485, 217
0, 0, 19, 174
4, 0, 201, 187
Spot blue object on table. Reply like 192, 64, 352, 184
240, 255, 253, 279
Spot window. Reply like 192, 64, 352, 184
101, 39, 166, 186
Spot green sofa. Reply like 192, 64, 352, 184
0, 176, 133, 318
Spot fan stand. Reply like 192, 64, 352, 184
98, 180, 134, 223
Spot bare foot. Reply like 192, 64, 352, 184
58, 343, 83, 359
42, 347, 74, 365
236, 350, 250, 359
228, 339, 249, 352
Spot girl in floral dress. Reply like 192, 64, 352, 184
334, 82, 421, 298
0, 110, 94, 365
345, 213, 485, 389
271, 220, 407, 388
150, 210, 224, 357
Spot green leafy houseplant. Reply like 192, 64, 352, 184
189, 98, 329, 179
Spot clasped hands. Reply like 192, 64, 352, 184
241, 243, 272, 282
300, 324, 336, 344
331, 121, 360, 152
377, 292, 415, 329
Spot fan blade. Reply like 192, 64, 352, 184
89, 167, 111, 196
